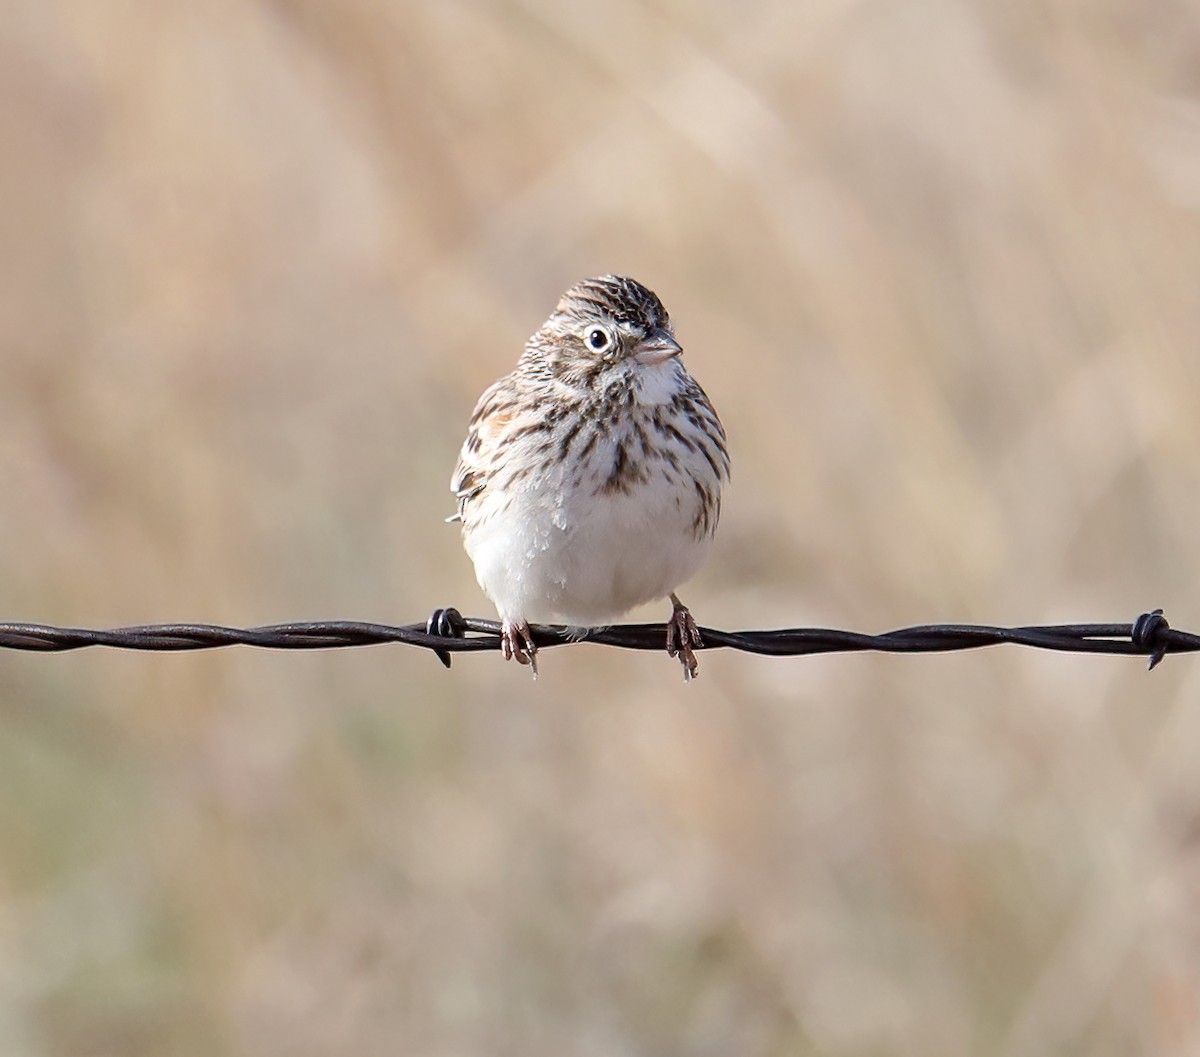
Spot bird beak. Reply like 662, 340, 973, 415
634, 327, 683, 366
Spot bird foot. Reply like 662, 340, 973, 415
666, 593, 703, 682
501, 618, 538, 678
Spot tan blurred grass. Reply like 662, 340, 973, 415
1, 0, 1199, 1054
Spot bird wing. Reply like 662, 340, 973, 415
448, 375, 520, 523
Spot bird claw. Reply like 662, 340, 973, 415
501, 619, 538, 679
666, 595, 703, 682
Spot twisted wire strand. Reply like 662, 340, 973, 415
0, 609, 1192, 671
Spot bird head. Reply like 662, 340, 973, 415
528, 276, 684, 388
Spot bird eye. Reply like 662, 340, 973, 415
585, 327, 612, 352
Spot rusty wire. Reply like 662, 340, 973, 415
0, 608, 1192, 671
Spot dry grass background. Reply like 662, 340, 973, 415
1, 1, 1199, 1054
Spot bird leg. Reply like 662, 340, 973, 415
666, 592, 703, 682
501, 618, 538, 678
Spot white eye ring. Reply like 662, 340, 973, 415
585, 326, 613, 352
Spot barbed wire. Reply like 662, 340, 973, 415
0, 608, 1192, 671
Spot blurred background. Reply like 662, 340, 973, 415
1, 1, 1199, 1054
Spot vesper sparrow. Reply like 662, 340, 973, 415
449, 276, 729, 680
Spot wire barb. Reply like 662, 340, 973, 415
0, 610, 1195, 670
1131, 608, 1171, 670
425, 608, 466, 669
